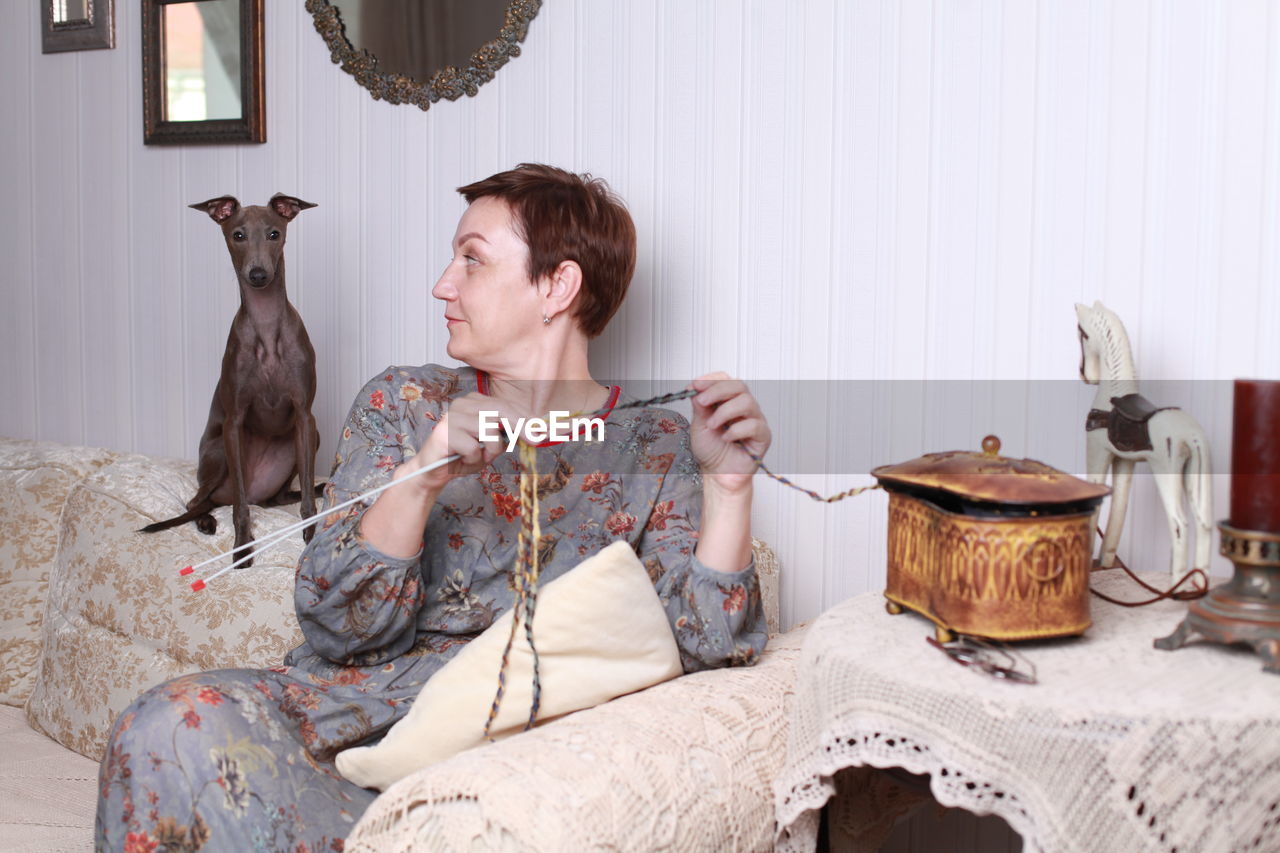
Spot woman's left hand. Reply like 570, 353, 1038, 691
689, 372, 772, 494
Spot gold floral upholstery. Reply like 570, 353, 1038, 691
0, 440, 116, 706
24, 451, 306, 761
752, 536, 781, 637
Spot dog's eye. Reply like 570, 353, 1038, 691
268, 230, 280, 240
232, 231, 245, 241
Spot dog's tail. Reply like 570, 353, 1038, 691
138, 501, 215, 534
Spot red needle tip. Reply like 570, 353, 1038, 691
179, 566, 194, 576
191, 579, 206, 592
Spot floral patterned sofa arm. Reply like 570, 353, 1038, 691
0, 438, 118, 708
4, 441, 306, 760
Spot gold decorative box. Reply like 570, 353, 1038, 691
871, 436, 1110, 642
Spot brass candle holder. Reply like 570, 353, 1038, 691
1154, 522, 1280, 673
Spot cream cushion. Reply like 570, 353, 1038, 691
25, 451, 306, 760
336, 540, 684, 791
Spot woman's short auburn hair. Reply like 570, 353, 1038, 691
457, 164, 636, 339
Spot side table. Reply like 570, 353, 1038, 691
773, 569, 1280, 853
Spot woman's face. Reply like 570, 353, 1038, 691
432, 196, 545, 370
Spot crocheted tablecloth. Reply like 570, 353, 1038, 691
774, 569, 1280, 853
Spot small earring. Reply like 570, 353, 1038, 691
542, 314, 552, 325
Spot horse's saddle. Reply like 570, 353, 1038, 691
1085, 393, 1176, 453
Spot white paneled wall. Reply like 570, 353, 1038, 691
2, 1, 1278, 629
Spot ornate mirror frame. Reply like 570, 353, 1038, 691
42, 0, 116, 53
142, 0, 266, 145
305, 0, 541, 111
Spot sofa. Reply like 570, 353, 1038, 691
0, 437, 807, 852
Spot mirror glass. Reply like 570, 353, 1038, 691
328, 0, 508, 83
52, 0, 90, 25
164, 0, 242, 122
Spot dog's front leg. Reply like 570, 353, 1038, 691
296, 408, 318, 543
223, 411, 255, 567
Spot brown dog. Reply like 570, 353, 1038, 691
141, 194, 320, 567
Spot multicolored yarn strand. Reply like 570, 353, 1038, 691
479, 386, 881, 739
641, 389, 884, 504
628, 390, 882, 504
482, 441, 545, 741
748, 463, 882, 504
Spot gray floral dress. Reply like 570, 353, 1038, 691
95, 364, 768, 852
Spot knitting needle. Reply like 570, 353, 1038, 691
186, 521, 309, 590
184, 453, 462, 590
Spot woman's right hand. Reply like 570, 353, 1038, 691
393, 392, 510, 498
359, 392, 511, 558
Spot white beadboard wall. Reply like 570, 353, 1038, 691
2, 0, 1279, 631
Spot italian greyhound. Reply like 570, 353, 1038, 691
140, 194, 320, 567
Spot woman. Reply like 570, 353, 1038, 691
96, 164, 771, 851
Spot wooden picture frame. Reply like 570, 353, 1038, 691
42, 0, 116, 53
142, 0, 265, 145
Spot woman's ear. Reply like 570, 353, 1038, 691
543, 260, 583, 318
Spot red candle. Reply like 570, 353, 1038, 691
1230, 379, 1280, 532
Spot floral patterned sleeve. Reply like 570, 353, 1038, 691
636, 412, 769, 672
293, 368, 438, 666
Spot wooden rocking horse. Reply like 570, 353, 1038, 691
1075, 301, 1213, 580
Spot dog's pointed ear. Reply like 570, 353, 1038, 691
269, 194, 318, 222
190, 196, 240, 223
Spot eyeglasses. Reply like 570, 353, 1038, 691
926, 635, 1038, 685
